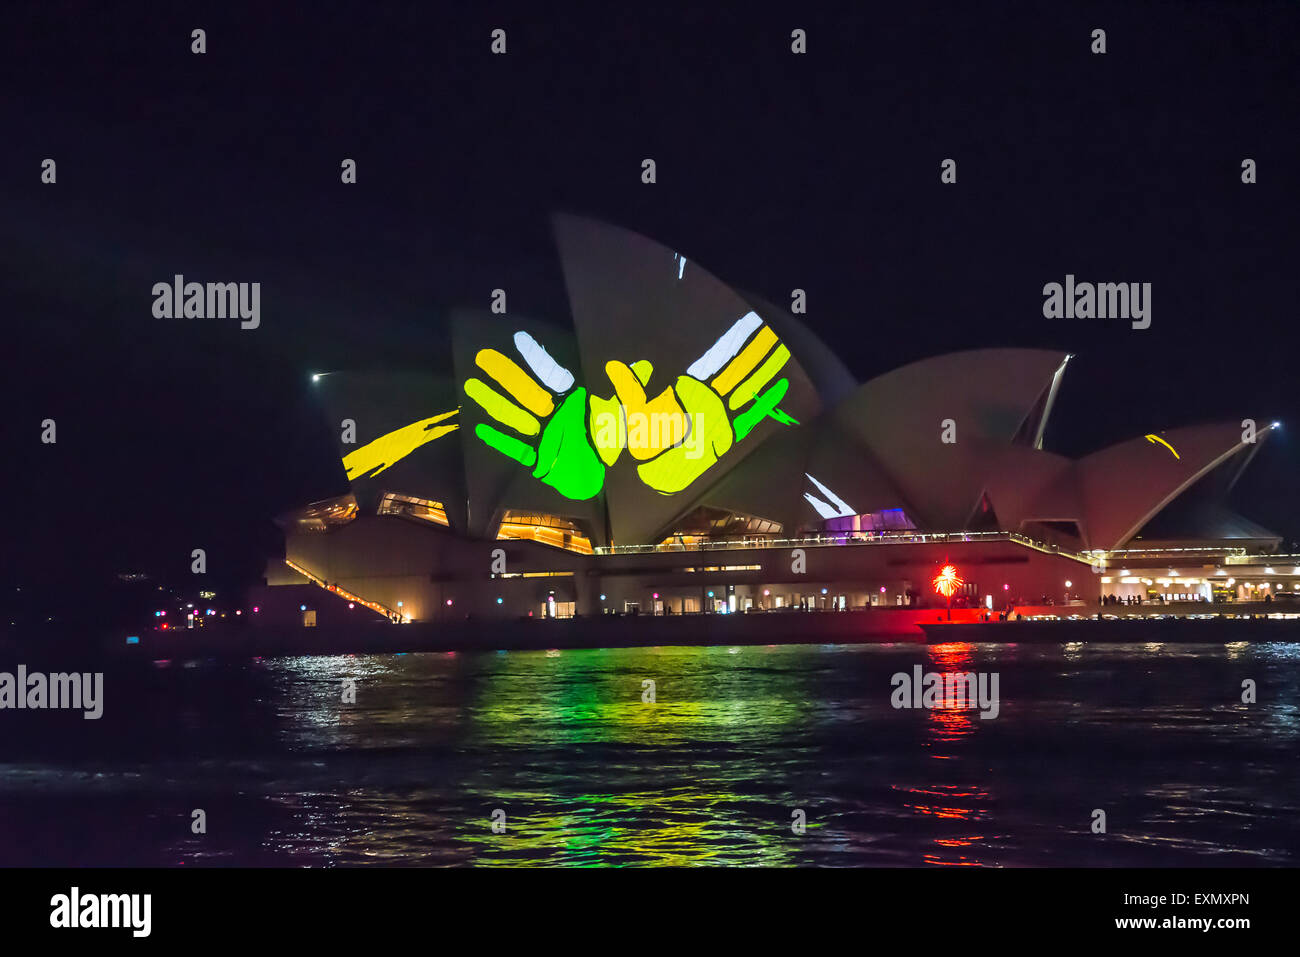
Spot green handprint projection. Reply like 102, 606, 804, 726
465, 334, 606, 501
528, 387, 604, 499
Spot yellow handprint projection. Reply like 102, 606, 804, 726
599, 359, 690, 460
589, 312, 798, 494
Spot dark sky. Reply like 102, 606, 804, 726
2, 1, 1298, 590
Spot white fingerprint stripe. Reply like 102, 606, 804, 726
514, 331, 574, 394
805, 473, 855, 517
803, 492, 839, 521
686, 311, 763, 380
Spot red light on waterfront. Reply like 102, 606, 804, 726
253, 606, 259, 613
933, 565, 963, 598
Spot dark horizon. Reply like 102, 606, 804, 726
3, 1, 1298, 593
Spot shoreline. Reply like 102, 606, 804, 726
5, 604, 1299, 663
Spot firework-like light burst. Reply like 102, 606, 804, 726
933, 564, 963, 598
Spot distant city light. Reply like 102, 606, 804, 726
446, 599, 453, 606
821, 588, 827, 594
126, 636, 139, 644
348, 602, 354, 609
1065, 581, 1072, 588
496, 597, 503, 604
300, 605, 306, 611
253, 606, 259, 613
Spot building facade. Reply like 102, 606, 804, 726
252, 215, 1285, 627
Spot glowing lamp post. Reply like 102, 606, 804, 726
933, 563, 963, 621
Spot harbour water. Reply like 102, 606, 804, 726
1, 640, 1297, 866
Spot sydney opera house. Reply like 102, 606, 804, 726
252, 215, 1288, 627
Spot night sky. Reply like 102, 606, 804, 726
3, 1, 1298, 595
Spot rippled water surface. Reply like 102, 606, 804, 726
2, 641, 1298, 866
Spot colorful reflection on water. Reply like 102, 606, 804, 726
1, 641, 1297, 866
